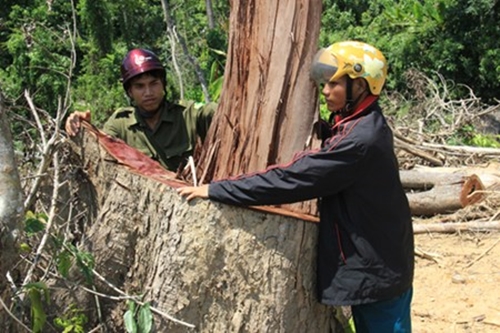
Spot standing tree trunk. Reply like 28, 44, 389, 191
196, 0, 323, 217
0, 92, 24, 327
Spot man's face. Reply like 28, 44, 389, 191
321, 76, 347, 113
127, 73, 165, 113
321, 76, 367, 113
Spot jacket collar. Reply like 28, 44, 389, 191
331, 95, 378, 130
128, 101, 177, 128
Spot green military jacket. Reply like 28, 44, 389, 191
102, 100, 216, 171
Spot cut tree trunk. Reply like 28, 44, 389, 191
61, 129, 340, 332
400, 169, 486, 216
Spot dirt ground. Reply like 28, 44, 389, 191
412, 231, 500, 332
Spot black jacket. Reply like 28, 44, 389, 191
208, 97, 414, 306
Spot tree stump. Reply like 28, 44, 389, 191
67, 130, 340, 332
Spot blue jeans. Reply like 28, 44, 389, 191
351, 288, 413, 333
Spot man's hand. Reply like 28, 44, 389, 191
177, 184, 209, 202
65, 110, 91, 136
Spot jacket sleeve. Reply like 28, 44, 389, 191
208, 134, 365, 206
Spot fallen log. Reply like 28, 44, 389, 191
412, 163, 500, 189
413, 221, 500, 234
400, 170, 485, 216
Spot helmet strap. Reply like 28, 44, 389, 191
340, 77, 368, 118
340, 77, 354, 117
328, 77, 355, 125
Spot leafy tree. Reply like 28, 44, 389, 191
320, 0, 500, 103
1, 2, 74, 112
78, 0, 113, 56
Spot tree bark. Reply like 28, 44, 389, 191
0, 92, 23, 327
196, 0, 323, 216
68, 130, 340, 332
0, 94, 23, 268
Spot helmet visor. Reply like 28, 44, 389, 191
310, 48, 339, 85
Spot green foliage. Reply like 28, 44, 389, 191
109, 0, 165, 49
124, 301, 137, 333
17, 209, 96, 331
77, 0, 113, 55
53, 305, 88, 333
207, 60, 225, 102
137, 302, 153, 332
56, 249, 73, 278
73, 45, 128, 125
162, 0, 229, 102
469, 134, 500, 148
23, 214, 96, 284
346, 317, 356, 333
24, 211, 47, 236
1, 3, 74, 114
203, 28, 227, 103
2, 0, 500, 330
23, 210, 93, 282
72, 245, 95, 284
450, 124, 500, 148
0, 0, 230, 131
124, 300, 154, 333
24, 282, 50, 333
1, 0, 498, 129
320, 0, 500, 103
54, 238, 96, 284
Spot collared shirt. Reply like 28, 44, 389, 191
102, 100, 216, 171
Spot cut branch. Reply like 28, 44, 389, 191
413, 221, 500, 234
394, 135, 444, 166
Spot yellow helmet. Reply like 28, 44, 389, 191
310, 41, 387, 95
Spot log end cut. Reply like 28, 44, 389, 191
460, 174, 485, 207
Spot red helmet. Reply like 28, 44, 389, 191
120, 48, 166, 88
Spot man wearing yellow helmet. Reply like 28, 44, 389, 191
178, 41, 414, 332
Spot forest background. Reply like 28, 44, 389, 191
1, 0, 500, 332
1, 0, 500, 137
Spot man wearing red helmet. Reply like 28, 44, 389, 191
178, 41, 414, 332
65, 48, 216, 171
